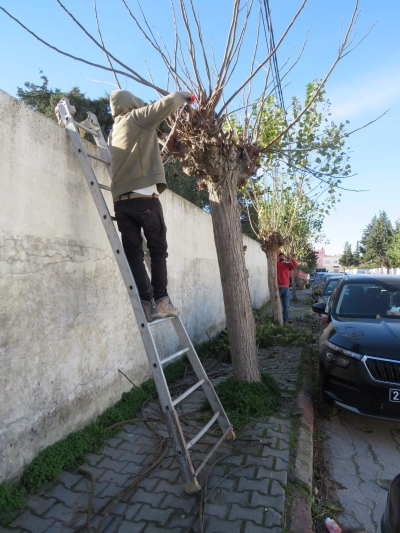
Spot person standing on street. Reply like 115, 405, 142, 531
277, 252, 298, 324
108, 89, 193, 322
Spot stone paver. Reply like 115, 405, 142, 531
2, 292, 312, 532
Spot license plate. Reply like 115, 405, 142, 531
389, 389, 400, 402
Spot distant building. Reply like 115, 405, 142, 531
314, 249, 326, 268
313, 249, 342, 272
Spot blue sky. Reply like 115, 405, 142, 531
1, 0, 399, 255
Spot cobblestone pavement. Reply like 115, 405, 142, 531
3, 294, 310, 533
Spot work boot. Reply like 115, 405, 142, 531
156, 296, 179, 318
141, 298, 163, 322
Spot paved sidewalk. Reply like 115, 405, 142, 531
3, 308, 307, 533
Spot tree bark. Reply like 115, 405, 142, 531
265, 248, 283, 325
209, 180, 261, 383
290, 270, 298, 301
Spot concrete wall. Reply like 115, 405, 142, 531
0, 89, 269, 482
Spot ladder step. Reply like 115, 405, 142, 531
87, 153, 110, 165
78, 123, 99, 137
172, 379, 205, 407
161, 347, 189, 365
99, 184, 111, 191
186, 411, 220, 450
148, 316, 176, 326
194, 425, 234, 476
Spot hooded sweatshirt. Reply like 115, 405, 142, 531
108, 90, 191, 201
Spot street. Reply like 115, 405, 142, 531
324, 410, 400, 532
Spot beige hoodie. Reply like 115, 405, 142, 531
108, 90, 191, 201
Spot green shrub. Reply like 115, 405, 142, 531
212, 373, 281, 429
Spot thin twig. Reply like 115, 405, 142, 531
93, 0, 121, 88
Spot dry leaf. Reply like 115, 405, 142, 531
376, 479, 391, 490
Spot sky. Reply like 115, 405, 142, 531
0, 0, 399, 255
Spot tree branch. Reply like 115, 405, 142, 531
93, 0, 121, 89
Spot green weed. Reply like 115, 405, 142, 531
0, 359, 186, 518
209, 373, 281, 430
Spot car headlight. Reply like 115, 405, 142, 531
325, 351, 350, 368
325, 340, 362, 361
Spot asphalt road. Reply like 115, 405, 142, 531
324, 410, 400, 532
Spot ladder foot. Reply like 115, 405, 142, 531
184, 478, 201, 494
225, 430, 236, 441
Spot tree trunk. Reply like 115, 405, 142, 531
265, 248, 283, 325
209, 180, 261, 383
290, 270, 298, 301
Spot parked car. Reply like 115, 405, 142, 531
317, 275, 345, 305
312, 272, 338, 302
312, 274, 400, 420
309, 272, 316, 283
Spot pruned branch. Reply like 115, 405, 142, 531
0, 5, 167, 93
218, 0, 308, 117
93, 0, 121, 89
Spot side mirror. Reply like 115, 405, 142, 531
312, 302, 327, 315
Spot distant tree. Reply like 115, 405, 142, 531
340, 242, 354, 271
305, 249, 319, 271
388, 221, 400, 267
164, 161, 209, 210
353, 240, 361, 267
17, 75, 113, 137
361, 211, 393, 271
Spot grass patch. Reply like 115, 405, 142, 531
198, 328, 230, 362
210, 373, 281, 430
256, 322, 315, 348
0, 359, 186, 520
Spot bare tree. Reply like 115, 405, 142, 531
1, 0, 364, 381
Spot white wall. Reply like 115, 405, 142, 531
0, 90, 269, 482
349, 268, 400, 275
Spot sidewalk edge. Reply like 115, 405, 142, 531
290, 346, 314, 533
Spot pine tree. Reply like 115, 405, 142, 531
388, 221, 400, 267
340, 242, 353, 271
361, 211, 393, 270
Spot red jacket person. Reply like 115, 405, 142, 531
277, 252, 298, 324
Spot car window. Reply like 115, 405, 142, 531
334, 282, 400, 318
324, 279, 340, 295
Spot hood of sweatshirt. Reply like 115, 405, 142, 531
110, 90, 145, 119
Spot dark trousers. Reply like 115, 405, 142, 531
114, 197, 168, 301
279, 287, 290, 323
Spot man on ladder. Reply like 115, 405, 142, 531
108, 89, 193, 322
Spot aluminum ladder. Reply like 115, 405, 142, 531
55, 98, 235, 493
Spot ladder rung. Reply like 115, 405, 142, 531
186, 411, 220, 450
172, 380, 204, 407
87, 153, 110, 165
148, 316, 176, 326
161, 347, 189, 365
195, 425, 234, 476
99, 184, 111, 191
78, 123, 99, 137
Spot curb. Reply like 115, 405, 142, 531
290, 346, 314, 533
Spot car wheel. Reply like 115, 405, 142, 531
318, 367, 337, 417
